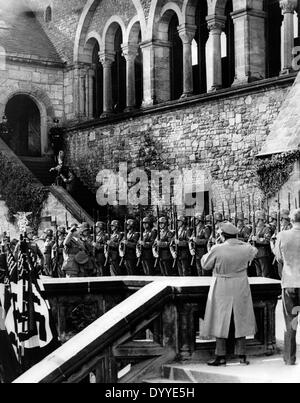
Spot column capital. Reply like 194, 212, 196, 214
206, 15, 226, 33
280, 0, 297, 13
121, 43, 139, 61
177, 24, 197, 44
98, 51, 115, 67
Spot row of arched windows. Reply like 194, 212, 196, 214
80, 0, 300, 119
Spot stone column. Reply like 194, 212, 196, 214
87, 67, 95, 118
122, 44, 139, 112
140, 40, 156, 107
99, 51, 115, 118
231, 8, 266, 85
178, 24, 197, 98
280, 0, 298, 74
206, 16, 226, 92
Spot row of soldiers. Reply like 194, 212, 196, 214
2, 205, 289, 279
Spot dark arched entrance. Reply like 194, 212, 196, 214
5, 95, 41, 157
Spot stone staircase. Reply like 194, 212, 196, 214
143, 355, 300, 383
19, 156, 54, 186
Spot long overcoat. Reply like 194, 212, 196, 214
201, 239, 258, 339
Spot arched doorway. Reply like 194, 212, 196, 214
5, 95, 41, 157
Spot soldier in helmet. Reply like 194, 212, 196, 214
62, 224, 85, 277
172, 216, 192, 276
205, 215, 213, 238
236, 213, 251, 243
190, 214, 211, 276
154, 217, 174, 276
15, 226, 44, 275
138, 217, 157, 276
107, 220, 123, 276
281, 210, 293, 231
121, 219, 139, 275
250, 210, 272, 277
77, 222, 98, 277
268, 211, 278, 237
42, 228, 55, 276
52, 225, 66, 277
93, 221, 108, 276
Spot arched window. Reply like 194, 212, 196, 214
45, 6, 52, 23
222, 0, 235, 88
92, 42, 103, 118
193, 2, 209, 94
112, 27, 126, 113
135, 30, 143, 108
265, 0, 282, 78
169, 14, 183, 100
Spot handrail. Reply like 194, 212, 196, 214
14, 281, 172, 383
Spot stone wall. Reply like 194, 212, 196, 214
65, 79, 294, 214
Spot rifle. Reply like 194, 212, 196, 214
248, 194, 251, 226
154, 206, 161, 269
250, 195, 256, 244
119, 216, 127, 268
190, 215, 196, 267
227, 199, 231, 222
65, 212, 69, 231
136, 210, 143, 268
52, 218, 60, 278
296, 198, 298, 210
234, 195, 238, 226
104, 207, 111, 270
211, 199, 216, 239
222, 202, 225, 220
277, 193, 281, 235
288, 193, 291, 212
172, 207, 179, 270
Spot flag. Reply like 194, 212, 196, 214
0, 249, 21, 383
3, 240, 60, 374
15, 240, 60, 371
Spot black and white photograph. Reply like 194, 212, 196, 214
0, 0, 300, 388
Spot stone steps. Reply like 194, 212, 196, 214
142, 356, 300, 383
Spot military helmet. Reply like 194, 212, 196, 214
79, 222, 90, 233
177, 215, 186, 223
58, 225, 66, 234
195, 213, 204, 222
126, 219, 135, 226
96, 221, 105, 228
45, 229, 54, 237
270, 211, 278, 220
281, 210, 290, 220
256, 210, 266, 221
214, 212, 223, 222
143, 217, 151, 224
205, 215, 212, 223
159, 217, 168, 224
111, 220, 119, 227
236, 212, 245, 221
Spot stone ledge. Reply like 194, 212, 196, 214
66, 73, 297, 134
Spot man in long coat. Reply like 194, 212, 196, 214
201, 222, 258, 366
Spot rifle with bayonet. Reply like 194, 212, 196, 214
119, 216, 127, 268
277, 193, 281, 236
190, 214, 196, 267
154, 206, 161, 269
52, 218, 60, 278
136, 210, 143, 268
234, 195, 238, 226
104, 207, 111, 271
172, 206, 179, 270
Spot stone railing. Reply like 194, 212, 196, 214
14, 277, 281, 383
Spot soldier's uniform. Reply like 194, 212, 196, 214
107, 220, 123, 276
251, 211, 272, 278
191, 214, 211, 276
172, 216, 192, 277
42, 229, 55, 276
154, 217, 174, 276
138, 217, 157, 276
52, 226, 66, 278
121, 219, 139, 275
93, 221, 108, 276
268, 211, 278, 237
15, 227, 44, 275
78, 223, 98, 277
236, 213, 251, 243
208, 212, 223, 250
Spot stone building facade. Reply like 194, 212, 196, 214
0, 0, 300, 217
